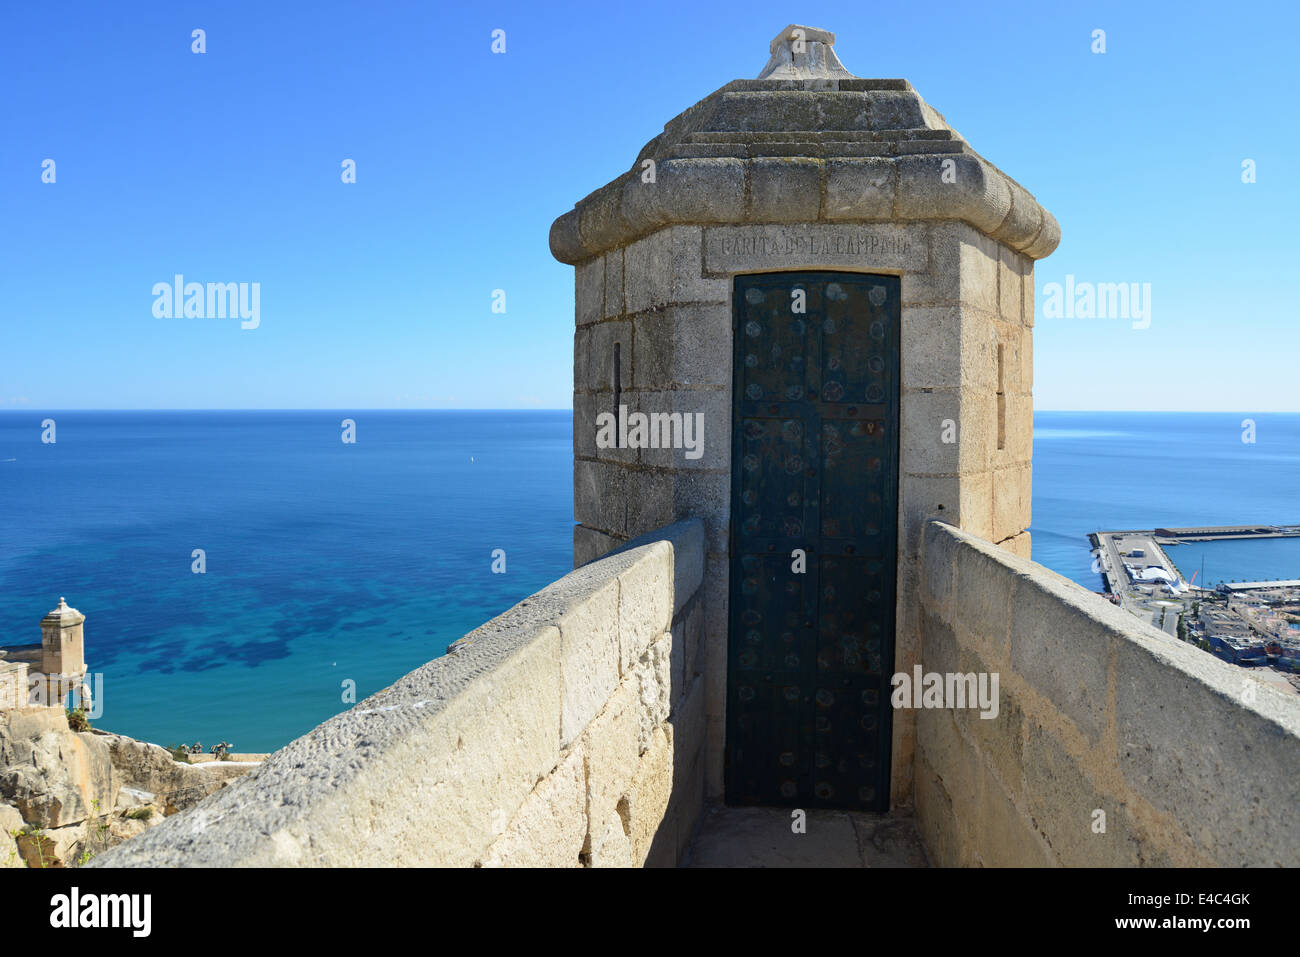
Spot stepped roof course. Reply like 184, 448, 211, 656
551, 24, 1059, 264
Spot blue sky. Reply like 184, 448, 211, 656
2, 1, 1296, 411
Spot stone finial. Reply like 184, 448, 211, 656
42, 596, 82, 623
757, 24, 855, 80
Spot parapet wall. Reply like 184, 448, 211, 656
94, 519, 707, 868
915, 520, 1300, 866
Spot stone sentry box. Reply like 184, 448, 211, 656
550, 25, 1059, 808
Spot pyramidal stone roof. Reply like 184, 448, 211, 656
41, 597, 84, 625
551, 24, 1059, 264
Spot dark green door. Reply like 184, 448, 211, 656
726, 271, 899, 811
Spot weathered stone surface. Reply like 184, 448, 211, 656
955, 468, 991, 544
1021, 722, 1141, 867
1008, 572, 1112, 745
900, 305, 962, 391
902, 474, 960, 557
974, 763, 1052, 866
1004, 393, 1034, 463
997, 245, 1024, 324
623, 159, 747, 235
668, 748, 704, 862
1023, 210, 1061, 261
991, 462, 1031, 543
0, 710, 115, 829
611, 551, 671, 678
632, 632, 673, 756
576, 258, 603, 326
538, 567, 621, 748
998, 529, 1031, 559
574, 391, 636, 466
604, 248, 625, 319
682, 470, 731, 555
757, 24, 854, 80
822, 158, 895, 221
998, 179, 1045, 253
686, 804, 927, 868
623, 467, 674, 540
1022, 260, 1038, 326
625, 226, 729, 311
579, 682, 639, 867
700, 555, 728, 721
904, 222, 997, 308
574, 458, 628, 537
587, 806, 635, 867
1114, 631, 1300, 866
631, 305, 731, 390
748, 157, 821, 222
625, 725, 674, 865
900, 389, 961, 474
114, 785, 154, 811
681, 596, 704, 681
634, 389, 729, 471
478, 744, 587, 868
99, 733, 248, 815
550, 35, 1059, 266
0, 716, 254, 867
0, 803, 23, 868
573, 523, 621, 569
918, 520, 1300, 867
948, 528, 1019, 660
894, 153, 1010, 237
957, 390, 997, 476
668, 674, 706, 772
596, 518, 703, 620
704, 223, 926, 274
574, 319, 631, 393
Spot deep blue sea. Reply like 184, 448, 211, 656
1, 410, 1297, 751
1030, 412, 1300, 588
0, 411, 572, 751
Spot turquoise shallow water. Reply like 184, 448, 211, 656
2, 409, 1297, 752
0, 411, 572, 751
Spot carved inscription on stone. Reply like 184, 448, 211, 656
705, 225, 926, 274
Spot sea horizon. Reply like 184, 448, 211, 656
4, 408, 1300, 752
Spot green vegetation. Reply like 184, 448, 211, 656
20, 825, 50, 868
66, 706, 91, 732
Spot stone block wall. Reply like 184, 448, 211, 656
573, 219, 1035, 806
93, 519, 707, 868
0, 662, 29, 710
916, 520, 1300, 866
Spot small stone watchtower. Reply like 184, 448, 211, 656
551, 25, 1058, 810
40, 597, 87, 701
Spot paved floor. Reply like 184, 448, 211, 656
682, 804, 929, 868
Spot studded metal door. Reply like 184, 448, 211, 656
726, 271, 899, 811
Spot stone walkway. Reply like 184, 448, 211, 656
682, 803, 929, 867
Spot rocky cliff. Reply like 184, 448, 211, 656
0, 708, 261, 867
